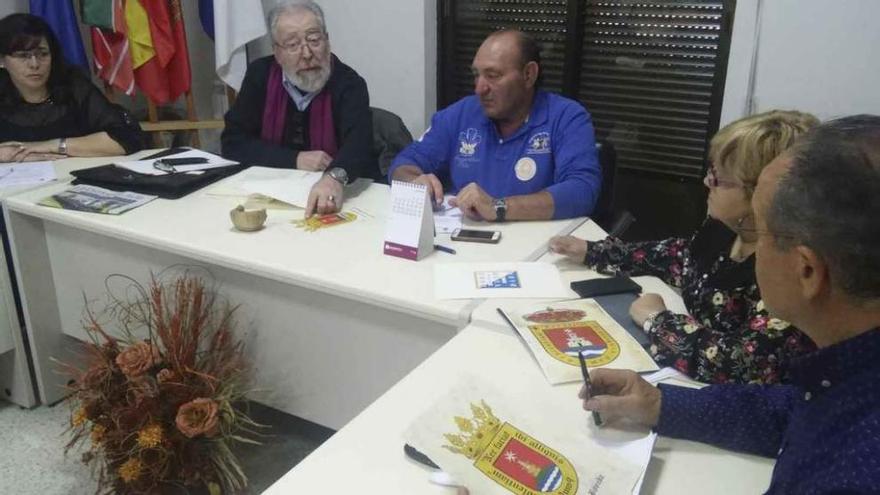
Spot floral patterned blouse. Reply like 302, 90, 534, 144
584, 218, 816, 384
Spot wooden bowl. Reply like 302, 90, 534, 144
230, 205, 267, 232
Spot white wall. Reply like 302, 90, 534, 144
252, 0, 437, 136
320, 0, 436, 136
0, 1, 28, 19
722, 0, 880, 125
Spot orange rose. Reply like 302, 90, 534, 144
175, 398, 220, 438
115, 342, 160, 377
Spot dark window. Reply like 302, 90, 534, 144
438, 0, 736, 237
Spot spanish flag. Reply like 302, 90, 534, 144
124, 0, 155, 70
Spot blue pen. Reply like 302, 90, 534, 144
434, 244, 456, 255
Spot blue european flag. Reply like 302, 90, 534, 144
29, 0, 89, 69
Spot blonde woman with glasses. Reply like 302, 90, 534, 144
550, 110, 819, 384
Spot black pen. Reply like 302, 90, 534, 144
578, 350, 604, 426
434, 244, 456, 255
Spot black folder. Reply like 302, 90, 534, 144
71, 148, 245, 200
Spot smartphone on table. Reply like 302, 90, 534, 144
450, 228, 501, 244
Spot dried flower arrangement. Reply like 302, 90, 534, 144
63, 272, 263, 494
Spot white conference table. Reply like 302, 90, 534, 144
2, 155, 584, 426
264, 324, 775, 495
0, 150, 157, 408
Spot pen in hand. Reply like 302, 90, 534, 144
578, 350, 603, 426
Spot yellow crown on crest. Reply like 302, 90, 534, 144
442, 400, 502, 460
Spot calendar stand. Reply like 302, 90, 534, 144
384, 180, 435, 261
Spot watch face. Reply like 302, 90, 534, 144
330, 168, 348, 184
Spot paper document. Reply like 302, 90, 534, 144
39, 185, 157, 215
498, 299, 659, 384
240, 170, 323, 208
434, 262, 569, 299
115, 149, 238, 176
405, 375, 644, 495
0, 162, 56, 188
434, 195, 462, 234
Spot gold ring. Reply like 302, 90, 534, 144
327, 195, 335, 203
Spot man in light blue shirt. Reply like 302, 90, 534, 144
389, 30, 600, 221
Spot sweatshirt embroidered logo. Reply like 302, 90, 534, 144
528, 322, 620, 367
459, 128, 482, 156
443, 400, 579, 495
527, 132, 551, 154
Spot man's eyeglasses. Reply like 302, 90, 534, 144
704, 166, 742, 189
274, 32, 325, 55
8, 48, 51, 62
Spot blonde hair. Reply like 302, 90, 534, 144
709, 110, 819, 195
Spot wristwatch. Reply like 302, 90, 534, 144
57, 137, 68, 155
493, 197, 507, 222
325, 167, 349, 186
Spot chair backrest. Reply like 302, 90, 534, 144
372, 107, 413, 180
593, 140, 617, 227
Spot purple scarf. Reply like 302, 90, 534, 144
261, 61, 338, 157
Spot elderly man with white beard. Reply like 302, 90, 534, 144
222, 0, 377, 216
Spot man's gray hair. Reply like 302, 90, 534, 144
768, 114, 880, 302
267, 0, 327, 38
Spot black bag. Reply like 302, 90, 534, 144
71, 148, 245, 200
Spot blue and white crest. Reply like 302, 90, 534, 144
458, 128, 482, 156
527, 132, 551, 154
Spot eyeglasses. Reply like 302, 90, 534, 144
274, 32, 326, 55
8, 48, 51, 62
704, 166, 742, 189
153, 160, 178, 174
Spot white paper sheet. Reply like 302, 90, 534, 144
434, 262, 569, 299
239, 171, 323, 208
434, 195, 462, 234
405, 375, 644, 495
0, 162, 56, 188
645, 367, 707, 389
498, 299, 659, 384
115, 149, 238, 175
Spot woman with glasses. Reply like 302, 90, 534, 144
550, 110, 819, 384
0, 14, 144, 162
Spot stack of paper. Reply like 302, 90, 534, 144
239, 170, 323, 208
0, 162, 56, 189
115, 149, 238, 176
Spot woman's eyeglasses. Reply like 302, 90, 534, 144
705, 166, 742, 188
8, 48, 51, 62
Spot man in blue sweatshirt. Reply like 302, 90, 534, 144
579, 115, 880, 494
389, 30, 600, 221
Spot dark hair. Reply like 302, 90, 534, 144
0, 13, 73, 105
768, 114, 880, 302
489, 29, 543, 88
